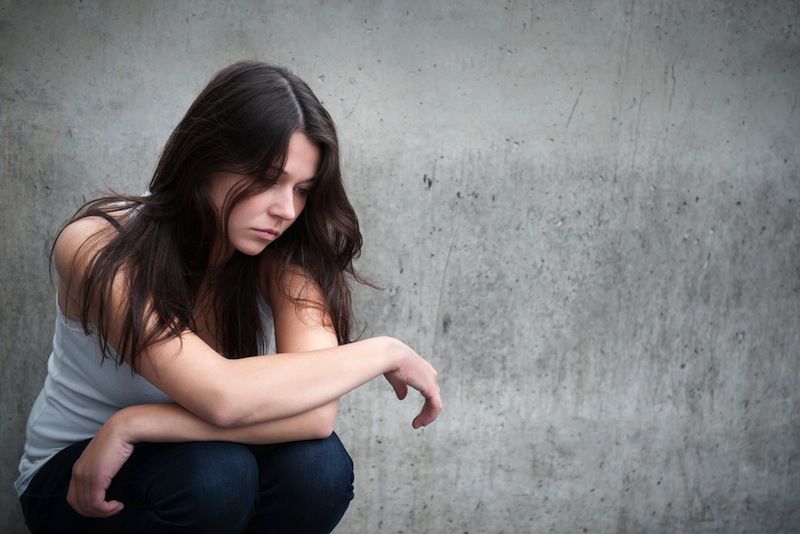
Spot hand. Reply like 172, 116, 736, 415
383, 340, 442, 429
67, 414, 135, 517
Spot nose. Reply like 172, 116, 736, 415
269, 187, 296, 221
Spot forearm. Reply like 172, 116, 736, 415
111, 400, 339, 445
144, 335, 405, 427
225, 336, 397, 424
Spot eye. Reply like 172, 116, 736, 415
294, 186, 312, 197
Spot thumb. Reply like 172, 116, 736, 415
96, 499, 125, 517
385, 372, 408, 400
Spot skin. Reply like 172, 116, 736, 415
60, 132, 442, 517
207, 131, 319, 262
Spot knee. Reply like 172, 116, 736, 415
183, 442, 258, 507
148, 442, 257, 530
269, 432, 354, 505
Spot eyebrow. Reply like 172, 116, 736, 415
266, 166, 318, 185
265, 165, 284, 176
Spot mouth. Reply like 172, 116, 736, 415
253, 228, 280, 240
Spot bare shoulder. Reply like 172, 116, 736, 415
259, 253, 336, 352
53, 215, 119, 283
260, 253, 322, 305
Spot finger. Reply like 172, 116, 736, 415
412, 414, 424, 429
67, 484, 81, 514
88, 488, 125, 517
98, 500, 125, 517
385, 373, 408, 400
85, 498, 125, 518
412, 391, 443, 429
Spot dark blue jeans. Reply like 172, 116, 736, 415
19, 433, 354, 533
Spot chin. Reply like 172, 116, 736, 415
239, 247, 268, 256
234, 242, 269, 256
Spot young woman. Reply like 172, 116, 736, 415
15, 61, 442, 533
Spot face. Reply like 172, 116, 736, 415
209, 132, 320, 258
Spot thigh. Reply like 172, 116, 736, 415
20, 439, 260, 534
246, 432, 354, 534
108, 441, 259, 533
19, 439, 114, 534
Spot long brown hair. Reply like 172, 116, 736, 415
59, 61, 367, 370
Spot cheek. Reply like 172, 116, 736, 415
228, 199, 260, 225
294, 198, 307, 218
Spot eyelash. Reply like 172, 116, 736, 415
262, 178, 312, 197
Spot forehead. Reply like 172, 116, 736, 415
282, 132, 320, 181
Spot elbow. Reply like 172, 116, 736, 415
204, 406, 239, 429
207, 409, 241, 429
311, 423, 334, 440
205, 397, 339, 435
313, 420, 335, 440
202, 391, 248, 428
310, 400, 339, 439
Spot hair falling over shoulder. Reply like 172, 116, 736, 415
55, 61, 370, 371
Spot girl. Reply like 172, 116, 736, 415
16, 61, 442, 533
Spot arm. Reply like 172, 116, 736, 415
112, 400, 340, 444
55, 219, 440, 430
66, 400, 339, 518
106, 256, 346, 445
62, 219, 441, 517
66, 244, 351, 517
139, 332, 421, 426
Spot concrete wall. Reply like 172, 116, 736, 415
2, 1, 798, 532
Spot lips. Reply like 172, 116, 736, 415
253, 228, 280, 240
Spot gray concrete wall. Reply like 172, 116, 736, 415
2, 1, 798, 532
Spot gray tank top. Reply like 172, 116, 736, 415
15, 298, 273, 495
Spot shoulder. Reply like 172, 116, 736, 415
53, 216, 120, 282
259, 253, 318, 303
259, 253, 336, 352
